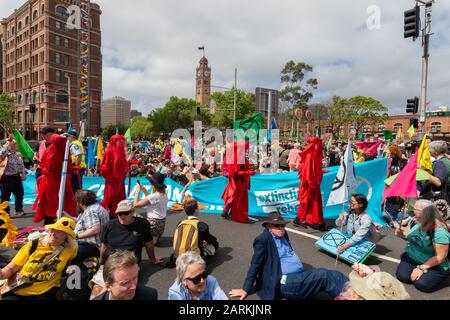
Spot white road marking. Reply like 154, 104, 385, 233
285, 227, 401, 264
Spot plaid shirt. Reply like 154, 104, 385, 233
75, 203, 110, 248
0, 146, 25, 176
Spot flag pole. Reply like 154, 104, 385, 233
57, 139, 71, 220
335, 201, 346, 265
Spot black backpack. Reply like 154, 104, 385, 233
56, 257, 99, 300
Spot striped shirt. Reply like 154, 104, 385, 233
0, 147, 25, 176
75, 203, 110, 248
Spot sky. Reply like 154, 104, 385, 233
2, 0, 450, 116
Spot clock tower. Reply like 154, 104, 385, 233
195, 56, 211, 106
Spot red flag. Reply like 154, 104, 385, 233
354, 140, 381, 157
383, 148, 418, 199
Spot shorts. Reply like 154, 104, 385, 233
88, 265, 105, 289
148, 218, 166, 239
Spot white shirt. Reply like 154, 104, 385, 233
146, 192, 168, 220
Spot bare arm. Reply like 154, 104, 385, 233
77, 225, 101, 239
420, 243, 449, 270
0, 262, 21, 280
99, 243, 108, 265
134, 187, 150, 208
144, 241, 163, 265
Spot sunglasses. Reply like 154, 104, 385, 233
117, 211, 133, 216
186, 271, 208, 285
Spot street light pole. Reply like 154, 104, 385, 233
233, 68, 237, 124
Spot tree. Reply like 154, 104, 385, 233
346, 96, 388, 137
130, 116, 153, 139
324, 96, 352, 139
0, 93, 15, 137
279, 60, 318, 138
101, 124, 128, 140
148, 96, 210, 134
211, 89, 255, 130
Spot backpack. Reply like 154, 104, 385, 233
173, 219, 200, 258
56, 257, 99, 300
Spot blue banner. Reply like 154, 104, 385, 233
16, 159, 387, 224
187, 158, 388, 224
16, 176, 185, 210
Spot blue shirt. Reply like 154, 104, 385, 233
168, 275, 228, 300
270, 231, 303, 275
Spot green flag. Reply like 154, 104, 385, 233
359, 133, 364, 141
327, 134, 333, 149
124, 128, 131, 144
233, 113, 264, 144
12, 130, 35, 160
383, 130, 394, 140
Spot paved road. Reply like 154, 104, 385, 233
1, 206, 449, 300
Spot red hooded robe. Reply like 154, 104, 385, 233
221, 140, 254, 223
296, 137, 325, 225
33, 135, 77, 223
100, 135, 128, 218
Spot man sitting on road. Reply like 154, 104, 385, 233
93, 250, 158, 300
229, 212, 348, 300
166, 199, 219, 268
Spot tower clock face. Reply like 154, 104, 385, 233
204, 70, 210, 77
197, 70, 202, 77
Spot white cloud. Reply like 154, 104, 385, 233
2, 0, 449, 116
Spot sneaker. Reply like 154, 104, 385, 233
13, 210, 26, 217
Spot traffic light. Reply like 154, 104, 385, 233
404, 6, 420, 39
196, 107, 201, 115
406, 97, 419, 114
410, 118, 419, 129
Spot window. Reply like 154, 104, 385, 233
33, 10, 38, 20
17, 94, 22, 105
55, 35, 61, 46
56, 70, 61, 82
25, 93, 29, 105
431, 122, 442, 133
40, 89, 45, 103
55, 21, 61, 29
363, 125, 371, 134
55, 5, 69, 18
18, 21, 22, 31
55, 52, 61, 64
32, 91, 37, 104
18, 111, 23, 124
63, 55, 69, 66
377, 125, 385, 133
12, 26, 15, 34
393, 123, 402, 133
56, 90, 68, 103
41, 4, 45, 14
41, 108, 46, 123
64, 38, 69, 48
25, 16, 29, 25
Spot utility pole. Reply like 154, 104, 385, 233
233, 68, 237, 124
419, 1, 433, 133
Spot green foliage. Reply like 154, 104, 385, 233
280, 60, 318, 111
346, 96, 388, 137
211, 89, 255, 129
101, 124, 128, 140
148, 96, 210, 133
323, 95, 388, 139
130, 116, 153, 139
0, 93, 15, 136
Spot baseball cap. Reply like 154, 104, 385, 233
115, 200, 134, 214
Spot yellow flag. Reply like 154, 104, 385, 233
407, 125, 415, 138
396, 127, 402, 141
418, 135, 433, 173
97, 138, 105, 162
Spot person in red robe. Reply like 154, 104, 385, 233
294, 137, 327, 230
33, 134, 77, 225
221, 140, 255, 224
100, 135, 128, 218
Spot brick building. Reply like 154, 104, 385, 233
195, 56, 211, 106
101, 96, 131, 127
0, 0, 102, 139
309, 110, 450, 142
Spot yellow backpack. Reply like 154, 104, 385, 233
173, 219, 200, 257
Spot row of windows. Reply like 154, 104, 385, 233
55, 36, 70, 48
335, 122, 444, 135
6, 4, 45, 38
55, 52, 70, 66
16, 109, 46, 124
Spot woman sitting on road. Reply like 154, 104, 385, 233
0, 218, 78, 300
168, 251, 227, 300
395, 199, 450, 293
335, 194, 376, 254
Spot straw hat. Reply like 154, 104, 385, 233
349, 271, 410, 300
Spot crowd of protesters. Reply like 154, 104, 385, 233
0, 126, 449, 300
